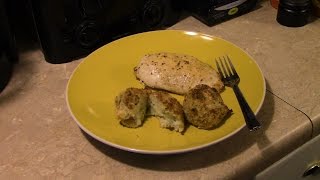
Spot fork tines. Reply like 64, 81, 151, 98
215, 55, 261, 131
215, 56, 238, 79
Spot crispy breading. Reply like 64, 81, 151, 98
115, 88, 148, 128
115, 88, 185, 132
148, 90, 185, 132
183, 84, 231, 129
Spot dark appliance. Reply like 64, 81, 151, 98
0, 0, 18, 93
186, 0, 258, 26
29, 0, 183, 63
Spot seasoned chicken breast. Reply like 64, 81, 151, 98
183, 84, 231, 129
134, 52, 224, 95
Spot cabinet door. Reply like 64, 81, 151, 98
255, 134, 320, 180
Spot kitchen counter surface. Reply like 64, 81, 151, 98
170, 1, 320, 135
0, 1, 319, 179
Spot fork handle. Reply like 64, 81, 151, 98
233, 85, 261, 131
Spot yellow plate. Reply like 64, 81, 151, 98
66, 30, 266, 154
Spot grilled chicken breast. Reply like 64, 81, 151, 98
183, 84, 231, 129
134, 52, 224, 95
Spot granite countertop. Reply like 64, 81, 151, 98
1, 1, 320, 179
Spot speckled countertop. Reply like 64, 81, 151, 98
1, 1, 319, 179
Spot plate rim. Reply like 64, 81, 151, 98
65, 30, 266, 155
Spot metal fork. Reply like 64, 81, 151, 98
215, 56, 261, 131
